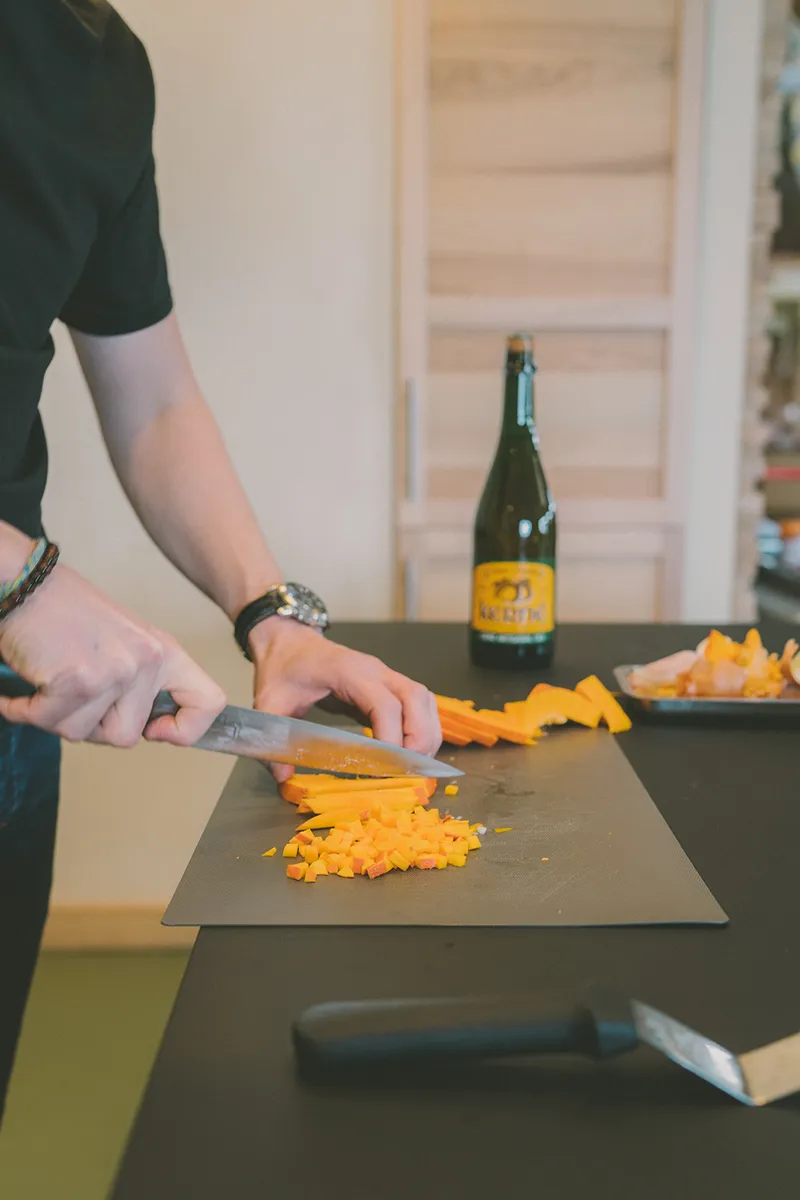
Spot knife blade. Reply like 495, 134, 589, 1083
148, 691, 461, 778
293, 990, 800, 1105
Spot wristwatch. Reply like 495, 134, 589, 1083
234, 582, 330, 661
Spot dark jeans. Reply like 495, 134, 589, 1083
0, 716, 60, 1121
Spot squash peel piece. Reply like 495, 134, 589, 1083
575, 675, 631, 734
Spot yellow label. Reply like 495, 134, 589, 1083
471, 562, 554, 639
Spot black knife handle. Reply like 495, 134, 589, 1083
293, 989, 638, 1073
0, 664, 35, 700
148, 691, 180, 721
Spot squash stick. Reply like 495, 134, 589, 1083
438, 720, 473, 747
289, 775, 436, 799
437, 702, 532, 746
302, 788, 428, 815
442, 718, 496, 747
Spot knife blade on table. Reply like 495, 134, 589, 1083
0, 666, 461, 779
292, 990, 800, 1106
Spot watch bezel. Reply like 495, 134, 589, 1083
276, 582, 329, 631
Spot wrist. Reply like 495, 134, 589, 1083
225, 575, 285, 625
247, 613, 322, 657
234, 583, 329, 661
0, 523, 38, 582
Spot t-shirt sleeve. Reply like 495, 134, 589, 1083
60, 149, 173, 337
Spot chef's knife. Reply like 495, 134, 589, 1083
293, 991, 800, 1105
0, 666, 461, 778
150, 692, 461, 778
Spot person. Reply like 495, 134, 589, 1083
0, 0, 441, 1119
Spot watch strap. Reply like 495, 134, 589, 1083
234, 591, 285, 662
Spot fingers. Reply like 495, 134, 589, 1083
269, 763, 295, 784
337, 667, 404, 748
0, 681, 123, 742
92, 674, 163, 749
144, 655, 226, 747
327, 655, 438, 753
387, 672, 442, 756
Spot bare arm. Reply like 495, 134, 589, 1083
70, 313, 280, 620
70, 314, 441, 761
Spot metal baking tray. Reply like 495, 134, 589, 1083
615, 665, 800, 724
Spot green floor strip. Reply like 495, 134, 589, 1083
0, 951, 188, 1200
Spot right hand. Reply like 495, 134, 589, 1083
0, 563, 226, 747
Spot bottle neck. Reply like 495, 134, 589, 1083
501, 362, 535, 437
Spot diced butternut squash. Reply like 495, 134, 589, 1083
280, 768, 489, 883
282, 843, 299, 858
261, 847, 277, 858
447, 854, 467, 867
442, 820, 470, 837
444, 784, 459, 796
575, 675, 632, 734
296, 810, 361, 831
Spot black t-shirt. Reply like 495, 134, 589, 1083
0, 0, 173, 537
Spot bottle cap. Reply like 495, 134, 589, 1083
506, 332, 534, 373
507, 333, 532, 355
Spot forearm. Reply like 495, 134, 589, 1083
71, 315, 281, 621
117, 394, 281, 619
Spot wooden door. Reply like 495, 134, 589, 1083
395, 0, 706, 621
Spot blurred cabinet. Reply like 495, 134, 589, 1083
395, 0, 707, 621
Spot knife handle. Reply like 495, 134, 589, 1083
148, 690, 180, 721
293, 990, 638, 1073
0, 664, 35, 699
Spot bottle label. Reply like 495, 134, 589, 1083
471, 561, 555, 644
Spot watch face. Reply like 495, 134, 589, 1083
277, 583, 329, 630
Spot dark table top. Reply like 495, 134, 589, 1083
113, 623, 800, 1199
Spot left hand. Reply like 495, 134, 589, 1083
248, 619, 442, 781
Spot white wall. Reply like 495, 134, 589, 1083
42, 0, 395, 905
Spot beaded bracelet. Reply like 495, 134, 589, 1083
0, 541, 60, 621
0, 536, 48, 601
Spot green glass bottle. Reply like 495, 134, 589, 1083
469, 333, 556, 669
